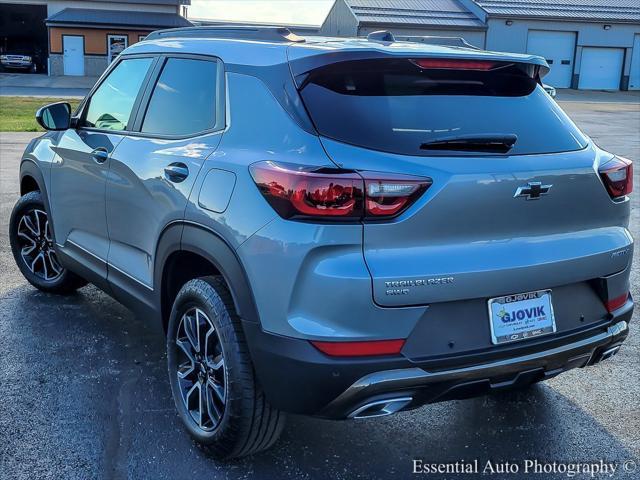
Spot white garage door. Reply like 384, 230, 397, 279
527, 30, 576, 88
63, 35, 84, 76
579, 47, 624, 90
630, 34, 640, 90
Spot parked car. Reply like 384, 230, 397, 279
0, 49, 37, 72
10, 27, 634, 459
543, 83, 557, 98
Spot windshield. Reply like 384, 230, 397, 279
298, 58, 588, 156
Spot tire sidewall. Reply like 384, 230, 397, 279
167, 279, 250, 449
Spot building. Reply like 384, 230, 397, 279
318, 0, 640, 90
319, 0, 487, 48
0, 0, 191, 76
477, 0, 640, 90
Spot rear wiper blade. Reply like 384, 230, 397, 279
420, 134, 518, 153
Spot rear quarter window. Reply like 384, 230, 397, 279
298, 58, 588, 156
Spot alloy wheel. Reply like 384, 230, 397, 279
176, 307, 226, 431
16, 208, 63, 282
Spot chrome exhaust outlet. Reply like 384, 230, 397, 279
348, 397, 412, 419
599, 345, 621, 362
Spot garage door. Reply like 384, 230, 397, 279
630, 34, 640, 90
527, 30, 576, 88
579, 47, 624, 90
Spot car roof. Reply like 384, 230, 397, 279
125, 27, 548, 74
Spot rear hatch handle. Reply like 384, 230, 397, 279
420, 134, 518, 154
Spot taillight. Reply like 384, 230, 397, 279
362, 172, 431, 217
250, 161, 431, 221
310, 339, 405, 357
249, 161, 363, 219
411, 58, 498, 71
599, 156, 633, 199
605, 293, 629, 313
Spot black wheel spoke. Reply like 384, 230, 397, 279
175, 307, 226, 432
206, 379, 222, 423
184, 311, 200, 353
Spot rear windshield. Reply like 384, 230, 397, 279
298, 59, 587, 156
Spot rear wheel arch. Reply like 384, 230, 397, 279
156, 222, 260, 334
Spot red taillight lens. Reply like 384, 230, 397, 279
605, 293, 629, 313
250, 161, 431, 220
599, 156, 633, 199
310, 339, 405, 357
249, 161, 363, 219
411, 58, 498, 71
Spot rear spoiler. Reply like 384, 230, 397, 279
288, 45, 550, 84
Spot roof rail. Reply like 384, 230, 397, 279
146, 25, 305, 43
399, 35, 480, 49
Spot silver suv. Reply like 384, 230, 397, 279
9, 27, 634, 459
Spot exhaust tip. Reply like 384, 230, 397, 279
349, 397, 412, 419
599, 345, 621, 362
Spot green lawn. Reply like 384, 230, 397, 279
0, 97, 80, 132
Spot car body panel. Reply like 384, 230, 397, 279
106, 133, 221, 290
49, 129, 126, 277
320, 138, 633, 307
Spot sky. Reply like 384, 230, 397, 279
188, 0, 335, 26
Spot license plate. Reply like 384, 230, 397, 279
488, 289, 556, 345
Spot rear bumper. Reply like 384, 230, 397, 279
244, 299, 632, 419
322, 319, 628, 419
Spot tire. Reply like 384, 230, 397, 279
167, 276, 285, 459
9, 190, 87, 294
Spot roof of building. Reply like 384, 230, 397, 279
345, 0, 486, 29
475, 0, 640, 23
46, 8, 193, 29
82, 0, 190, 5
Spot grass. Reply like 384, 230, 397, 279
0, 97, 80, 132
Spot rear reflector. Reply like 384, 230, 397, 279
599, 156, 633, 199
250, 161, 431, 220
310, 339, 405, 357
411, 58, 498, 71
605, 293, 629, 313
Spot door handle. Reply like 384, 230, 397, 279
91, 147, 108, 164
164, 163, 189, 183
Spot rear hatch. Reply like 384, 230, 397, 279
295, 51, 632, 307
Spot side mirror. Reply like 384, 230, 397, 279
36, 102, 71, 131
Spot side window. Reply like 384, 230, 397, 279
84, 57, 152, 131
141, 58, 219, 136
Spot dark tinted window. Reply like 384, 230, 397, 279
299, 59, 588, 156
142, 58, 218, 136
84, 57, 152, 131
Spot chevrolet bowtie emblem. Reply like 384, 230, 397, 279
514, 181, 552, 200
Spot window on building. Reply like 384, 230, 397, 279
141, 57, 219, 136
83, 57, 152, 131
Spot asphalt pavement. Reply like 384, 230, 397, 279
0, 101, 638, 480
